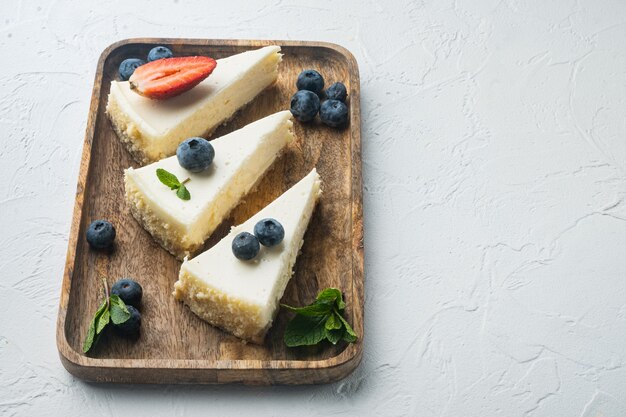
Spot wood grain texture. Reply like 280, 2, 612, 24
56, 38, 363, 385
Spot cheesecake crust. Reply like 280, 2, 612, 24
125, 174, 199, 259
174, 269, 268, 343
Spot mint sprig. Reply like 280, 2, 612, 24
281, 288, 358, 347
156, 168, 191, 200
82, 279, 131, 353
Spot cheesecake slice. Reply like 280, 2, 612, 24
174, 168, 322, 343
107, 45, 282, 164
124, 110, 294, 259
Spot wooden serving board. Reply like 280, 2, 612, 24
56, 38, 363, 384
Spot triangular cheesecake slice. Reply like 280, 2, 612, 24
174, 168, 322, 343
124, 110, 294, 259
107, 45, 282, 164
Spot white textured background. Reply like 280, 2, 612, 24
2, 0, 626, 415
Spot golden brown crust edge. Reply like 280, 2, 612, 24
174, 269, 267, 344
124, 175, 202, 260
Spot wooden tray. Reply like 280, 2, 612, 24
56, 38, 363, 384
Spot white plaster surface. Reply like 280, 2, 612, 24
2, 0, 626, 415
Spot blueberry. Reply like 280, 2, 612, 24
118, 58, 145, 81
176, 137, 215, 172
325, 82, 347, 102
111, 278, 143, 308
296, 69, 324, 95
254, 218, 284, 247
232, 232, 260, 260
113, 305, 141, 338
147, 46, 173, 62
290, 90, 320, 122
320, 99, 349, 128
86, 220, 116, 250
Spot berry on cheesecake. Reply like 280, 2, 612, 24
129, 56, 217, 100
254, 218, 284, 247
176, 137, 215, 172
232, 232, 260, 260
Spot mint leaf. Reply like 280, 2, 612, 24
325, 313, 342, 330
110, 294, 125, 307
156, 168, 181, 188
283, 310, 344, 346
316, 288, 342, 303
176, 183, 191, 200
284, 314, 328, 347
335, 309, 357, 339
316, 288, 346, 310
326, 327, 344, 344
281, 299, 333, 316
82, 320, 96, 353
96, 309, 110, 334
82, 300, 108, 353
156, 169, 191, 200
343, 331, 357, 343
283, 288, 358, 347
109, 295, 131, 324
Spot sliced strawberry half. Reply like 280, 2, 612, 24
129, 56, 217, 100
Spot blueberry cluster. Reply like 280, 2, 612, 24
232, 218, 285, 260
111, 278, 143, 338
84, 219, 144, 343
118, 45, 174, 81
290, 70, 349, 128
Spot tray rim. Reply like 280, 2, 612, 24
56, 37, 364, 384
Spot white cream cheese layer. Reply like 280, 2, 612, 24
177, 168, 322, 329
125, 110, 293, 252
108, 45, 282, 162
